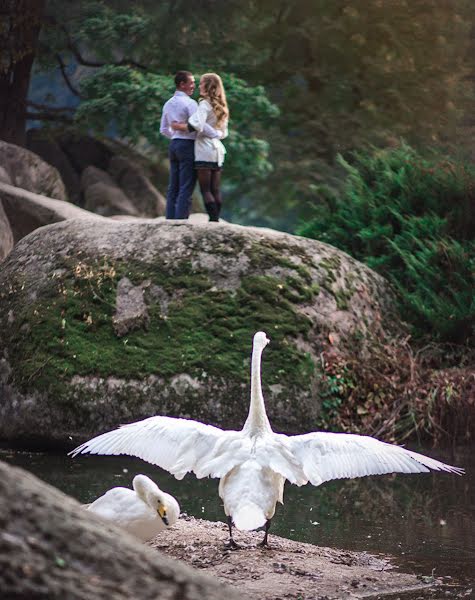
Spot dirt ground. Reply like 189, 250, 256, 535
151, 516, 437, 599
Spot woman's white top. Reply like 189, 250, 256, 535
188, 99, 228, 166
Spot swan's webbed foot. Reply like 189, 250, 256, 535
258, 537, 270, 548
258, 519, 271, 548
258, 536, 270, 548
225, 516, 241, 550
225, 538, 241, 550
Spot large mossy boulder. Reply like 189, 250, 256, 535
0, 219, 399, 448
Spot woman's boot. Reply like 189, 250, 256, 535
205, 202, 219, 222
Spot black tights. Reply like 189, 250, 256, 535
197, 169, 222, 221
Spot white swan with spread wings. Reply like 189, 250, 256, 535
71, 332, 463, 547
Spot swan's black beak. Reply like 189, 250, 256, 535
158, 505, 169, 526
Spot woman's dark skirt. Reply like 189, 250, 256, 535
194, 160, 222, 171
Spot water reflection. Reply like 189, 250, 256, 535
1, 444, 473, 595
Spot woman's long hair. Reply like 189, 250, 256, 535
200, 73, 229, 128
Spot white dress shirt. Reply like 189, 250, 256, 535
188, 99, 228, 166
160, 91, 220, 141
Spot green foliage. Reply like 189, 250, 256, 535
213, 0, 474, 226
299, 144, 475, 344
250, 0, 474, 181
33, 1, 475, 225
75, 11, 149, 56
317, 363, 355, 431
76, 68, 278, 181
75, 66, 170, 146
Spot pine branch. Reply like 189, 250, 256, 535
26, 100, 75, 113
45, 15, 149, 71
55, 53, 82, 98
25, 110, 73, 123
26, 100, 74, 122
66, 38, 147, 70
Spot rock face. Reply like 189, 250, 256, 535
84, 181, 140, 217
27, 130, 167, 217
0, 219, 398, 447
0, 200, 13, 261
80, 165, 116, 190
58, 131, 114, 174
0, 460, 241, 600
81, 166, 141, 217
27, 129, 81, 204
113, 277, 150, 337
109, 155, 166, 217
0, 140, 67, 201
0, 165, 12, 185
0, 182, 105, 243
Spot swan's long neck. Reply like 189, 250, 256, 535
242, 344, 272, 435
133, 476, 158, 506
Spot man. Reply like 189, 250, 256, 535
160, 71, 219, 220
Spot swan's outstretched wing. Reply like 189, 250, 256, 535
70, 417, 240, 480
283, 431, 464, 486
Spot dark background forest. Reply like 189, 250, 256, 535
1, 0, 474, 347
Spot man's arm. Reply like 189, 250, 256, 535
188, 101, 222, 138
201, 122, 222, 139
216, 120, 228, 140
160, 105, 172, 139
172, 120, 221, 138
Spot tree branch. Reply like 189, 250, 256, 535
67, 37, 147, 70
55, 53, 82, 97
26, 100, 75, 113
26, 99, 75, 123
26, 111, 73, 123
45, 15, 149, 71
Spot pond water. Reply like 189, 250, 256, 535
1, 443, 473, 598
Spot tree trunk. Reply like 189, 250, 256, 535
0, 0, 46, 147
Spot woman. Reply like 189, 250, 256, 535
172, 73, 229, 221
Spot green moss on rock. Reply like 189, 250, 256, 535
4, 255, 315, 397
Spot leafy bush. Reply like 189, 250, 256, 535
298, 143, 475, 344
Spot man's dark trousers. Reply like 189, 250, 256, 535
166, 139, 196, 219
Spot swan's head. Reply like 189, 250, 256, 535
150, 494, 169, 526
253, 331, 270, 351
133, 475, 169, 525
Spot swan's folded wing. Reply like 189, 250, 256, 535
69, 417, 239, 480
285, 431, 464, 486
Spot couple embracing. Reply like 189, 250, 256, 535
160, 70, 229, 222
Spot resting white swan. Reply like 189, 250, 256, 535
71, 332, 463, 547
86, 474, 180, 542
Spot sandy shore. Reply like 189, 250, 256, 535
151, 516, 437, 599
